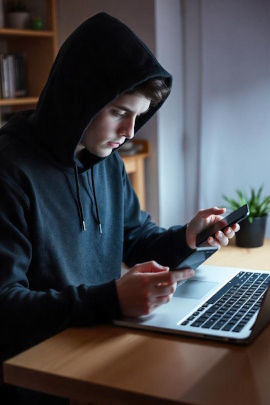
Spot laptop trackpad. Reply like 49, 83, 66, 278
174, 280, 218, 300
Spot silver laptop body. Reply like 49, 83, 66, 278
114, 265, 270, 344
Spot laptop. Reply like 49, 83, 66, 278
114, 265, 270, 344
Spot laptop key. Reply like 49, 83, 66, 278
222, 324, 234, 331
212, 320, 228, 330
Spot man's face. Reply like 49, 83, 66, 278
77, 93, 150, 158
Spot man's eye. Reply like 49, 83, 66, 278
112, 110, 126, 118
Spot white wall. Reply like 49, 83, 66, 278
184, 0, 270, 237
182, 0, 202, 221
155, 0, 186, 228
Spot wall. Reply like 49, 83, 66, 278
184, 0, 270, 237
155, 0, 185, 227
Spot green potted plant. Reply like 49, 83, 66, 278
223, 186, 270, 248
6, 0, 30, 29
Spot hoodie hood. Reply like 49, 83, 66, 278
0, 13, 172, 233
27, 12, 172, 167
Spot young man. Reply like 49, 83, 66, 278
0, 13, 238, 404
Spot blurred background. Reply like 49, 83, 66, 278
4, 0, 270, 236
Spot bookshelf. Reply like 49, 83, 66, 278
0, 0, 58, 125
120, 140, 150, 210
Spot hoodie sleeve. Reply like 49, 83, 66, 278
122, 165, 193, 269
0, 176, 122, 361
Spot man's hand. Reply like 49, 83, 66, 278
186, 207, 240, 249
116, 261, 194, 318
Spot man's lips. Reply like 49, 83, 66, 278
108, 141, 122, 148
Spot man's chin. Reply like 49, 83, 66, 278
96, 149, 113, 158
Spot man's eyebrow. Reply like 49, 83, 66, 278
112, 104, 150, 115
112, 104, 132, 112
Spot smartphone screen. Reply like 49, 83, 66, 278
196, 204, 250, 246
172, 246, 218, 271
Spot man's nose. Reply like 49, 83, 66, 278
119, 117, 135, 139
125, 126, 134, 139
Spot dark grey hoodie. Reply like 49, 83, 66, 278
0, 13, 191, 402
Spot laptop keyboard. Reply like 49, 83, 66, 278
180, 271, 270, 333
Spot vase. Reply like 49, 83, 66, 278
7, 12, 30, 29
235, 215, 267, 248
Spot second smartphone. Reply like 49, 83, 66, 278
172, 246, 218, 271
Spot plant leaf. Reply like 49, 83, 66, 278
222, 185, 270, 219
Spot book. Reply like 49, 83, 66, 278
14, 54, 27, 97
0, 53, 27, 98
1, 54, 10, 98
7, 54, 15, 98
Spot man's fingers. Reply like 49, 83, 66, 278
198, 207, 226, 219
151, 268, 195, 285
134, 262, 195, 286
154, 283, 177, 296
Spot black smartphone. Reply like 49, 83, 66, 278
196, 203, 250, 246
171, 246, 218, 271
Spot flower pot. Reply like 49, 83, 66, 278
7, 12, 30, 29
235, 215, 267, 248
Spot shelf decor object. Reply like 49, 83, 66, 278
30, 16, 44, 30
6, 0, 30, 29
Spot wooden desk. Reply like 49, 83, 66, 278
120, 140, 150, 210
206, 238, 270, 270
3, 241, 270, 405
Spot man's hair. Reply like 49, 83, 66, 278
126, 78, 171, 106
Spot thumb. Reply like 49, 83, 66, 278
133, 261, 169, 274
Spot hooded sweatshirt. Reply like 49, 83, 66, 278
0, 13, 192, 366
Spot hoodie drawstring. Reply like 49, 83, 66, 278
73, 163, 86, 231
73, 163, 102, 234
91, 166, 103, 234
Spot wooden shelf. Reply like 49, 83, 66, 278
0, 28, 54, 38
0, 97, 38, 106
